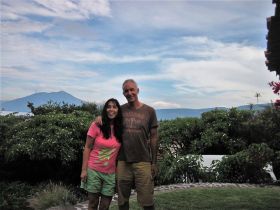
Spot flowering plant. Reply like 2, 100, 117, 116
269, 81, 280, 95
269, 81, 280, 109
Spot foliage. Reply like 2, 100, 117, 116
28, 182, 78, 210
1, 110, 93, 183
0, 115, 27, 155
0, 181, 34, 210
269, 81, 280, 109
157, 154, 203, 185
214, 143, 274, 183
272, 151, 280, 180
269, 81, 280, 95
27, 101, 101, 116
192, 108, 252, 154
4, 111, 91, 163
1, 103, 279, 186
158, 118, 203, 157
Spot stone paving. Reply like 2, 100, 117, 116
48, 182, 278, 210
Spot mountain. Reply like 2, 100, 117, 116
1, 91, 270, 118
156, 108, 226, 120
1, 91, 83, 112
156, 104, 270, 120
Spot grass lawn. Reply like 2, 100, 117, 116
109, 187, 280, 210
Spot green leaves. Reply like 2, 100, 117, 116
3, 112, 92, 164
214, 143, 274, 183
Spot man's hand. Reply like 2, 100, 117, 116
151, 163, 158, 179
95, 116, 102, 125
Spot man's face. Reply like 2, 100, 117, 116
123, 81, 139, 103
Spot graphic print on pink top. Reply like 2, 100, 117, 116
87, 122, 121, 174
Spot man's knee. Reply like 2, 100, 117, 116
118, 180, 133, 198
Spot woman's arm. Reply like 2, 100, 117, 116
80, 136, 94, 182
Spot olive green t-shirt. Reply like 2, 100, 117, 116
118, 103, 158, 162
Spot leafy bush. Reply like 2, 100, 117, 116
159, 118, 203, 157
157, 154, 203, 185
272, 151, 280, 180
27, 101, 100, 116
0, 181, 34, 210
195, 109, 252, 155
4, 111, 90, 162
214, 143, 274, 183
1, 111, 93, 183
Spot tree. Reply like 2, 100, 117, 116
27, 101, 101, 116
255, 92, 261, 104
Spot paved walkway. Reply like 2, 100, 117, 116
48, 182, 278, 210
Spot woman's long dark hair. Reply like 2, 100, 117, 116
100, 98, 123, 142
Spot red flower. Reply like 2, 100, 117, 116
275, 99, 280, 108
269, 81, 280, 95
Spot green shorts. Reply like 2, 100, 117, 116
117, 161, 154, 207
80, 168, 116, 196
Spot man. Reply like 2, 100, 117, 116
117, 79, 158, 210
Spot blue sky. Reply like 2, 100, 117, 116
1, 0, 279, 108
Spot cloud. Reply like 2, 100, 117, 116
111, 0, 273, 39
2, 65, 99, 81
1, 33, 158, 71
2, 19, 53, 34
2, 0, 111, 21
158, 36, 277, 107
152, 101, 181, 109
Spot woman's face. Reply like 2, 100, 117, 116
106, 101, 119, 119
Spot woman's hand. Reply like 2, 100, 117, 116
80, 169, 87, 182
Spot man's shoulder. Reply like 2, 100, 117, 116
121, 103, 156, 113
142, 103, 156, 112
121, 103, 128, 109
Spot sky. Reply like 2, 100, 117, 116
1, 0, 279, 109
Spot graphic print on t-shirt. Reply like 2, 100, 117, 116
96, 148, 116, 166
123, 111, 146, 131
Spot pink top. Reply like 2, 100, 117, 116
87, 122, 121, 174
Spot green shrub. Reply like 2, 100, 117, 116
27, 101, 100, 116
1, 111, 93, 183
29, 182, 78, 210
272, 151, 280, 180
159, 118, 203, 157
0, 181, 34, 210
196, 109, 252, 154
157, 154, 203, 185
214, 143, 274, 183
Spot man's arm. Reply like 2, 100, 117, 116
150, 127, 158, 178
94, 116, 102, 125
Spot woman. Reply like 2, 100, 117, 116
81, 98, 122, 210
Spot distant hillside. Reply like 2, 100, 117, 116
1, 91, 83, 112
156, 104, 270, 120
0, 91, 270, 118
